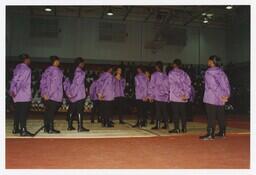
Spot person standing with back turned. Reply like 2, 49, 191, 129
168, 59, 192, 134
63, 57, 90, 132
148, 61, 170, 130
9, 54, 34, 136
40, 56, 63, 134
199, 55, 230, 140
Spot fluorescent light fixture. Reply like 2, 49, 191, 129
206, 13, 214, 17
106, 9, 114, 16
44, 7, 52, 12
203, 18, 208, 24
226, 5, 233, 10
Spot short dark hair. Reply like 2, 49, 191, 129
136, 65, 144, 72
209, 55, 221, 67
173, 59, 182, 67
74, 57, 85, 67
155, 61, 163, 71
19, 53, 30, 61
104, 65, 113, 72
50, 56, 60, 64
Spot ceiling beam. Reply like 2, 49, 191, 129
123, 6, 133, 21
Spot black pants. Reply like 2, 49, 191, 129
171, 102, 187, 129
187, 102, 193, 121
68, 99, 85, 119
14, 102, 30, 128
91, 100, 100, 121
44, 100, 61, 127
136, 100, 147, 121
146, 101, 155, 121
205, 104, 226, 129
155, 101, 168, 122
114, 97, 126, 121
101, 101, 113, 123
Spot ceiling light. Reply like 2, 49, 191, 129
203, 17, 208, 24
44, 7, 52, 12
106, 9, 114, 16
206, 13, 214, 17
226, 5, 233, 10
201, 12, 207, 16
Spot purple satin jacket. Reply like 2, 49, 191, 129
168, 68, 192, 103
135, 73, 148, 100
89, 80, 98, 101
63, 67, 86, 103
96, 72, 115, 101
113, 77, 126, 98
148, 71, 169, 102
9, 63, 32, 103
40, 66, 63, 102
203, 67, 230, 106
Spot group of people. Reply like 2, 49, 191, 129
9, 54, 230, 140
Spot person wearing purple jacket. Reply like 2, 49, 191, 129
200, 55, 230, 140
113, 66, 126, 124
132, 65, 149, 128
40, 56, 63, 134
148, 61, 170, 130
96, 66, 115, 127
168, 59, 192, 134
9, 54, 34, 136
89, 76, 101, 123
64, 57, 89, 132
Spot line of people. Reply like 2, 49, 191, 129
9, 54, 230, 141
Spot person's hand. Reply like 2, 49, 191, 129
221, 96, 229, 103
142, 97, 147, 102
43, 95, 49, 101
98, 95, 104, 101
149, 98, 154, 103
181, 95, 188, 102
10, 91, 16, 97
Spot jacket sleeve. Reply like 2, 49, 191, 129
182, 73, 192, 98
63, 77, 71, 97
218, 72, 231, 97
169, 72, 183, 97
48, 69, 60, 98
148, 74, 155, 99
204, 71, 219, 91
69, 71, 84, 97
10, 68, 30, 96
40, 70, 49, 97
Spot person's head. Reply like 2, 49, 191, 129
20, 53, 31, 65
136, 65, 143, 74
173, 59, 182, 68
208, 55, 221, 68
115, 66, 122, 75
74, 57, 85, 69
50, 56, 60, 67
104, 65, 113, 73
155, 61, 163, 72
144, 68, 151, 78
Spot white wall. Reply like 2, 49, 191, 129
6, 14, 227, 64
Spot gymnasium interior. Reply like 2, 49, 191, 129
5, 5, 250, 170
